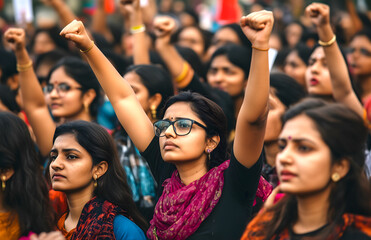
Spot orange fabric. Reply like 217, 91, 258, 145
241, 209, 371, 240
0, 212, 20, 240
57, 212, 75, 240
49, 189, 68, 219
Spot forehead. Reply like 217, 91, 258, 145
309, 47, 325, 60
214, 28, 240, 43
53, 133, 81, 149
279, 114, 322, 142
180, 27, 202, 39
210, 55, 236, 68
350, 35, 371, 47
163, 102, 202, 122
49, 67, 78, 85
124, 72, 143, 86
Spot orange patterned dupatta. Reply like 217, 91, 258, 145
241, 209, 371, 240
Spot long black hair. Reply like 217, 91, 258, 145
52, 120, 148, 231
160, 91, 229, 169
0, 112, 55, 236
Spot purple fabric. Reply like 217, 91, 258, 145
147, 160, 230, 240
19, 232, 34, 240
253, 176, 273, 206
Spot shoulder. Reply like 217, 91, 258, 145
113, 215, 147, 240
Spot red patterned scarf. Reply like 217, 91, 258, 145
147, 160, 230, 240
58, 196, 129, 240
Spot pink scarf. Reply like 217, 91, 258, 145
147, 160, 230, 240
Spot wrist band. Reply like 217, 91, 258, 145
17, 61, 33, 72
251, 46, 269, 51
130, 24, 146, 34
175, 62, 189, 83
318, 35, 336, 47
80, 41, 95, 53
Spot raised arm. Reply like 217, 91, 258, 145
234, 10, 273, 168
153, 16, 194, 88
91, 0, 114, 43
306, 3, 363, 117
60, 20, 154, 151
120, 0, 150, 64
41, 0, 76, 27
4, 28, 56, 156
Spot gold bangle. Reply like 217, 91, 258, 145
175, 62, 189, 83
318, 35, 336, 47
130, 24, 146, 34
17, 61, 33, 72
251, 46, 269, 51
80, 41, 95, 53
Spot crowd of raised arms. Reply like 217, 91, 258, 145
0, 0, 371, 239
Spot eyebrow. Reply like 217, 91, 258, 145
50, 148, 82, 153
278, 138, 316, 144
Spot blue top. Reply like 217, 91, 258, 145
113, 215, 147, 240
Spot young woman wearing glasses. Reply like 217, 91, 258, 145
60, 9, 273, 239
4, 29, 102, 157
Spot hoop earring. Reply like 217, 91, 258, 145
94, 174, 98, 187
1, 175, 6, 191
331, 172, 340, 182
150, 106, 157, 121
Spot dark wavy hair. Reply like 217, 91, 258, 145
0, 112, 55, 236
160, 91, 229, 169
252, 99, 371, 239
52, 120, 148, 231
48, 57, 103, 119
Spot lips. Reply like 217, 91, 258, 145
52, 173, 66, 180
280, 170, 297, 181
163, 141, 178, 150
309, 78, 319, 86
50, 103, 62, 109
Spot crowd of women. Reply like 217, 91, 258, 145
0, 0, 370, 239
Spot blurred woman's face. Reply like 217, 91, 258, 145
207, 55, 246, 97
284, 51, 307, 88
264, 89, 286, 142
178, 27, 205, 58
305, 47, 333, 96
45, 67, 85, 120
33, 32, 56, 55
124, 71, 150, 114
347, 35, 371, 77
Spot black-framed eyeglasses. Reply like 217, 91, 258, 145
43, 83, 83, 96
153, 118, 207, 137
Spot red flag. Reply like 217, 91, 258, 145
104, 0, 115, 14
215, 0, 241, 25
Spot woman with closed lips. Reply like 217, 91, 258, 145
242, 98, 371, 239
49, 121, 147, 239
305, 46, 333, 98
60, 9, 273, 239
4, 27, 102, 157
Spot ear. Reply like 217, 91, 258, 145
0, 168, 15, 181
92, 161, 109, 179
148, 93, 162, 109
205, 135, 220, 152
6, 75, 19, 90
82, 89, 97, 106
332, 158, 350, 180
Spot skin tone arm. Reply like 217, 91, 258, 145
4, 28, 56, 156
234, 10, 274, 168
91, 0, 114, 43
153, 16, 194, 88
120, 0, 150, 64
60, 20, 154, 151
41, 0, 76, 27
306, 3, 364, 117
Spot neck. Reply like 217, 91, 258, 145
175, 156, 208, 186
65, 111, 93, 122
65, 184, 94, 223
264, 141, 280, 167
293, 186, 331, 234
357, 75, 371, 99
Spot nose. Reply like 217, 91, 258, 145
50, 155, 64, 171
49, 86, 59, 98
164, 123, 177, 138
276, 145, 294, 166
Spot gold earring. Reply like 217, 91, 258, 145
207, 149, 211, 161
94, 174, 98, 187
332, 172, 340, 182
150, 106, 157, 121
1, 175, 6, 191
